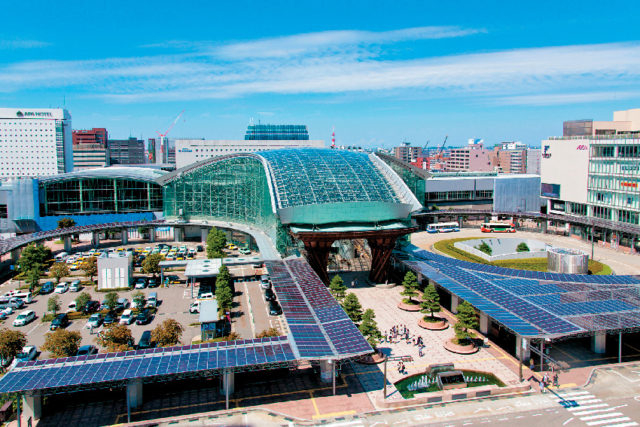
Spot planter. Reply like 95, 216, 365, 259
356, 351, 387, 365
418, 316, 449, 330
397, 301, 422, 312
444, 338, 479, 355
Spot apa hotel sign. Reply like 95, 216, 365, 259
16, 111, 53, 118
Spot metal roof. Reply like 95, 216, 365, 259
39, 167, 167, 184
199, 300, 219, 323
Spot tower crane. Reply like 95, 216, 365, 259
436, 135, 448, 156
156, 110, 185, 163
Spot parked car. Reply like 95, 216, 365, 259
40, 281, 55, 294
54, 282, 69, 294
76, 345, 98, 356
268, 300, 282, 316
69, 280, 82, 292
66, 301, 77, 313
239, 248, 251, 255
83, 300, 100, 314
0, 297, 24, 310
196, 245, 204, 252
137, 331, 155, 350
13, 310, 36, 326
147, 277, 158, 288
15, 346, 38, 362
134, 278, 147, 289
1, 307, 12, 316
87, 313, 103, 329
115, 298, 130, 311
103, 311, 117, 326
189, 301, 200, 313
198, 292, 214, 300
260, 275, 271, 290
50, 313, 69, 330
119, 309, 134, 325
136, 309, 152, 325
264, 288, 276, 302
165, 275, 181, 285
146, 292, 158, 308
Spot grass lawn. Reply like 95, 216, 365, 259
433, 237, 612, 275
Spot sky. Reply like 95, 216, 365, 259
1, 0, 639, 148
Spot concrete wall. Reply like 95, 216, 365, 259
493, 175, 541, 213
454, 238, 548, 262
540, 139, 590, 204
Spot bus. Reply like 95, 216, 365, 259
481, 222, 515, 233
426, 222, 460, 233
3, 290, 32, 304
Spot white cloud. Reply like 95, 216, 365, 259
498, 91, 640, 106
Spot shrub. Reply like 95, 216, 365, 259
516, 242, 530, 252
476, 241, 492, 256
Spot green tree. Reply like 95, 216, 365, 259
0, 329, 26, 366
132, 291, 145, 309
256, 327, 280, 338
358, 309, 382, 349
401, 271, 419, 304
56, 218, 76, 229
17, 244, 52, 273
421, 283, 441, 319
206, 227, 227, 258
96, 324, 134, 352
49, 262, 69, 284
104, 292, 119, 311
81, 256, 98, 282
215, 283, 233, 316
516, 242, 530, 252
42, 329, 81, 358
151, 319, 184, 347
47, 295, 61, 316
75, 292, 91, 312
454, 301, 479, 344
25, 268, 41, 292
329, 274, 347, 304
342, 293, 363, 324
142, 253, 164, 278
216, 265, 231, 286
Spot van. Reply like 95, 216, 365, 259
146, 292, 158, 308
55, 252, 68, 260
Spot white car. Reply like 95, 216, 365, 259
66, 301, 77, 313
13, 310, 36, 326
119, 309, 134, 325
14, 346, 38, 364
54, 282, 69, 294
2, 307, 13, 316
189, 301, 200, 313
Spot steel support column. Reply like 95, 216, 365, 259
367, 235, 398, 284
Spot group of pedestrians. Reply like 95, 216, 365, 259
538, 372, 560, 393
382, 324, 426, 357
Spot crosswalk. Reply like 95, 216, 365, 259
556, 390, 638, 427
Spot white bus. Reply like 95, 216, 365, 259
426, 222, 460, 233
481, 222, 515, 233
3, 290, 33, 304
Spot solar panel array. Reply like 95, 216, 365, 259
0, 337, 295, 394
265, 258, 372, 358
403, 248, 640, 338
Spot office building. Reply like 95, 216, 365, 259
445, 139, 493, 172
0, 108, 73, 178
108, 137, 146, 165
394, 143, 422, 163
563, 108, 640, 137
526, 149, 541, 174
72, 128, 109, 170
245, 124, 309, 140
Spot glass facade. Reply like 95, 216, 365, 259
40, 178, 162, 216
244, 124, 309, 140
162, 156, 275, 230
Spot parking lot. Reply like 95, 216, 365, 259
0, 239, 283, 361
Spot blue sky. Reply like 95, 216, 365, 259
1, 0, 639, 147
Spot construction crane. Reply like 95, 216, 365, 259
156, 110, 185, 163
423, 140, 430, 152
436, 135, 448, 156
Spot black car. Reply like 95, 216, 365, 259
40, 281, 55, 294
50, 313, 69, 330
76, 345, 98, 356
264, 288, 276, 302
147, 277, 159, 288
136, 309, 152, 325
83, 300, 100, 314
103, 311, 117, 326
268, 300, 282, 316
196, 245, 204, 252
137, 330, 155, 349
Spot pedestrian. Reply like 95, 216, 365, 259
543, 373, 549, 386
553, 373, 559, 387
539, 380, 545, 393
529, 358, 535, 372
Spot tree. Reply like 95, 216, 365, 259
358, 309, 382, 350
516, 242, 530, 252
215, 283, 233, 316
132, 291, 145, 309
329, 274, 347, 304
256, 327, 280, 338
49, 262, 69, 284
454, 301, 479, 344
206, 227, 227, 258
17, 244, 52, 273
47, 295, 61, 316
0, 329, 26, 366
476, 241, 492, 255
151, 319, 184, 347
421, 283, 441, 319
96, 324, 134, 352
104, 292, 119, 311
216, 265, 231, 286
75, 292, 91, 312
42, 329, 81, 358
25, 268, 41, 292
57, 218, 76, 229
342, 293, 363, 324
142, 253, 164, 278
81, 256, 98, 282
401, 271, 419, 304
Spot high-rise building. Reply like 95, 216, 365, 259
0, 108, 73, 178
72, 128, 109, 170
394, 143, 422, 163
446, 139, 493, 172
108, 138, 145, 165
563, 108, 640, 137
526, 149, 541, 175
245, 124, 309, 140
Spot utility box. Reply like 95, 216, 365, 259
98, 253, 132, 290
